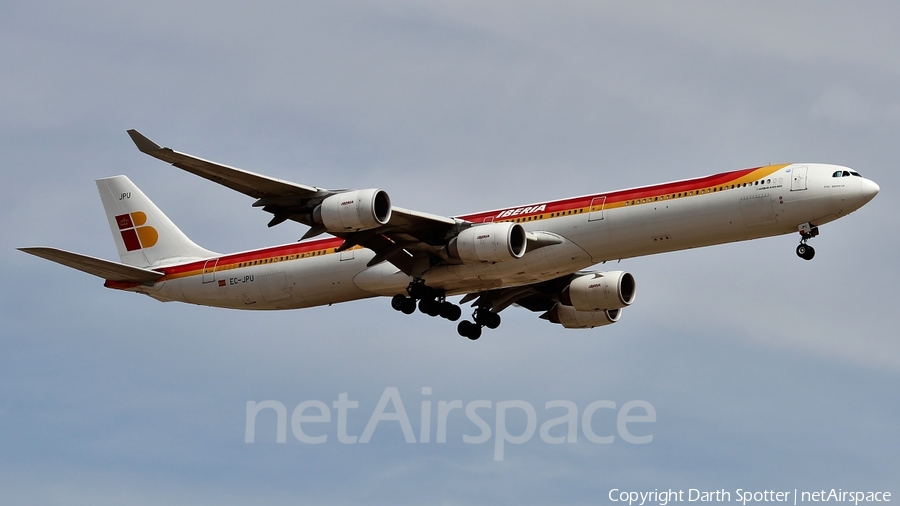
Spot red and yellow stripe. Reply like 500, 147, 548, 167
459, 164, 789, 224
105, 164, 789, 289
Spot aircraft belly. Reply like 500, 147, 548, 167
352, 238, 593, 297
427, 240, 593, 293
143, 278, 181, 302
353, 262, 411, 296
597, 192, 751, 261
290, 252, 371, 307
162, 253, 375, 310
224, 274, 263, 307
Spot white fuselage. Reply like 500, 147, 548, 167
127, 163, 878, 309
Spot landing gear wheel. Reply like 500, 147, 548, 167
804, 245, 815, 260
457, 320, 481, 340
796, 244, 815, 261
391, 294, 407, 311
474, 308, 501, 329
439, 302, 462, 321
419, 298, 440, 317
400, 297, 416, 314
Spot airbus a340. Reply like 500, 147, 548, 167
20, 130, 879, 339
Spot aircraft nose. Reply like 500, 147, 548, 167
861, 178, 880, 201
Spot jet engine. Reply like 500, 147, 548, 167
313, 189, 392, 232
544, 304, 621, 329
560, 271, 636, 311
447, 222, 527, 263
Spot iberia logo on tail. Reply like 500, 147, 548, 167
115, 211, 158, 251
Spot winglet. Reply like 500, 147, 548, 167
127, 129, 163, 153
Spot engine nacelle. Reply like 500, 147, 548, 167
545, 304, 621, 329
560, 271, 636, 312
313, 189, 392, 232
447, 222, 527, 263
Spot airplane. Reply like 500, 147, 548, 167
19, 130, 880, 340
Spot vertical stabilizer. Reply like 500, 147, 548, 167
96, 176, 218, 268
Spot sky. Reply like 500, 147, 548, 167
2, 1, 898, 504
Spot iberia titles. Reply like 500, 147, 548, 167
496, 204, 546, 219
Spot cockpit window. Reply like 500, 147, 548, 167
833, 171, 843, 177
842, 171, 851, 177
849, 170, 862, 177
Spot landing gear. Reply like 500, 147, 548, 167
391, 279, 501, 339
796, 243, 815, 261
455, 307, 501, 340
796, 223, 819, 261
390, 280, 462, 322
439, 301, 462, 321
391, 294, 416, 314
418, 298, 440, 317
457, 320, 482, 340
474, 308, 501, 329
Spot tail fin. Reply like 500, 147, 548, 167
96, 176, 218, 268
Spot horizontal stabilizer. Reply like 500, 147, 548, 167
18, 247, 164, 283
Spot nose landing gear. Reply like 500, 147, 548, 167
796, 223, 819, 260
796, 243, 815, 260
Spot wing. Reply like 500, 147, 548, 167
19, 247, 164, 283
127, 130, 460, 275
459, 271, 629, 330
459, 271, 588, 320
459, 274, 576, 315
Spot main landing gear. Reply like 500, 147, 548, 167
389, 279, 502, 340
796, 223, 819, 261
390, 280, 463, 323
456, 308, 501, 341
